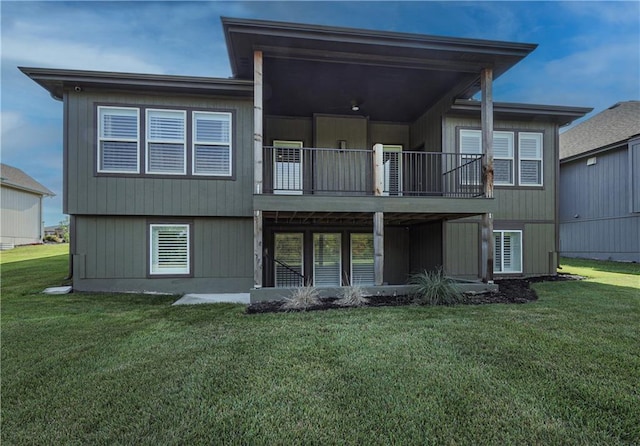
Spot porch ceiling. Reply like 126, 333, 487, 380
223, 17, 536, 123
263, 211, 480, 225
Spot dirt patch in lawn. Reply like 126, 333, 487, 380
246, 274, 583, 314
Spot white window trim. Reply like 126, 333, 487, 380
97, 106, 140, 174
518, 132, 544, 187
145, 109, 187, 175
192, 111, 233, 177
493, 131, 515, 186
149, 224, 190, 276
494, 230, 523, 274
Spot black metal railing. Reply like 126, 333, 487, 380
263, 146, 484, 198
264, 251, 307, 287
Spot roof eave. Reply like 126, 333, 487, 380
19, 67, 254, 100
222, 16, 537, 80
450, 99, 592, 126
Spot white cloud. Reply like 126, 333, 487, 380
0, 111, 24, 136
2, 34, 165, 74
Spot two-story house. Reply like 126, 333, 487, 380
22, 18, 590, 301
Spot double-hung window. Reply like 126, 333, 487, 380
493, 132, 515, 185
97, 106, 140, 173
494, 230, 522, 274
146, 109, 186, 175
459, 129, 483, 186
193, 112, 232, 176
458, 129, 543, 187
150, 224, 190, 275
519, 132, 543, 186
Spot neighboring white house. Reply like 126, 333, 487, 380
1, 163, 55, 249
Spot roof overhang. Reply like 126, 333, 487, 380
19, 67, 254, 101
0, 180, 55, 197
450, 99, 592, 127
223, 17, 537, 122
560, 136, 639, 163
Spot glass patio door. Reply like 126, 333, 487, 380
313, 233, 341, 287
383, 145, 403, 196
274, 233, 304, 287
273, 140, 303, 195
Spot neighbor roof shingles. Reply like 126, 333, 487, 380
0, 163, 55, 196
559, 101, 640, 161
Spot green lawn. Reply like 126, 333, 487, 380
2, 245, 639, 445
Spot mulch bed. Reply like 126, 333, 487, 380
246, 273, 583, 314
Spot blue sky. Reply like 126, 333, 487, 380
2, 1, 639, 226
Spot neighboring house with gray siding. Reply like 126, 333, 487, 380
21, 18, 590, 300
1, 163, 55, 248
559, 101, 640, 262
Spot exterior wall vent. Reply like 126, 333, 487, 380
587, 157, 597, 166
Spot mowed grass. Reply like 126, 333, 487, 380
1, 245, 639, 445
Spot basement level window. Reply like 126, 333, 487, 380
587, 157, 597, 166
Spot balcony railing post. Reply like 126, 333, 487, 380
373, 143, 384, 196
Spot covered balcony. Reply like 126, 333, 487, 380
262, 145, 485, 198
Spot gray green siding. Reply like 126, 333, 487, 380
444, 116, 558, 221
444, 221, 479, 279
265, 116, 313, 146
314, 115, 368, 149
64, 91, 254, 217
72, 215, 253, 293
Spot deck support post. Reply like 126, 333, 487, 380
373, 212, 384, 286
480, 67, 494, 283
372, 144, 385, 286
253, 50, 263, 288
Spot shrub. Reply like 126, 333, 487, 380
43, 234, 61, 243
282, 285, 320, 310
336, 283, 369, 307
410, 268, 464, 306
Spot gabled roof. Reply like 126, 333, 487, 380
0, 163, 55, 197
560, 101, 640, 161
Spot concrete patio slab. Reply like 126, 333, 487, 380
172, 293, 250, 306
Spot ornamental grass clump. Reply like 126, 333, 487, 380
336, 283, 369, 307
410, 268, 464, 306
282, 285, 321, 310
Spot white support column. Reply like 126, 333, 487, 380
480, 67, 494, 283
373, 212, 384, 286
253, 50, 264, 288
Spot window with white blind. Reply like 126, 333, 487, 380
494, 230, 522, 274
459, 129, 482, 186
146, 109, 186, 174
313, 233, 341, 287
493, 131, 514, 185
459, 129, 543, 187
193, 112, 232, 176
519, 132, 543, 186
150, 224, 190, 275
350, 233, 374, 286
97, 106, 140, 173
